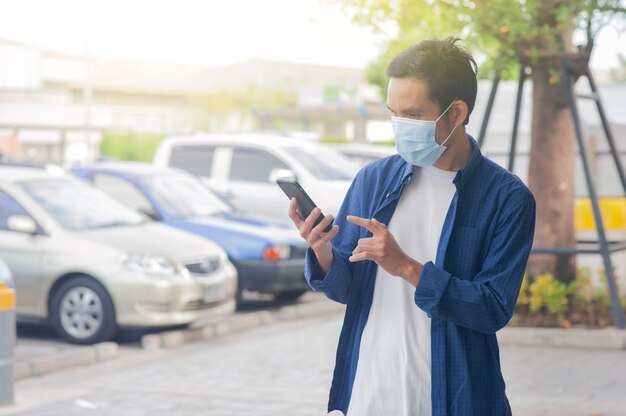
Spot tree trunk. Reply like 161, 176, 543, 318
527, 57, 577, 282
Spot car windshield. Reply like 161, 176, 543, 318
20, 179, 146, 230
143, 174, 232, 219
282, 146, 358, 180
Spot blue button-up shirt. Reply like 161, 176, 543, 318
305, 135, 536, 415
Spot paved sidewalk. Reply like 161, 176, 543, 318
2, 312, 626, 416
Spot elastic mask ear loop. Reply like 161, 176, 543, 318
441, 124, 458, 146
437, 100, 457, 146
435, 100, 456, 122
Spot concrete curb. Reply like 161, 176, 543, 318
497, 327, 626, 350
140, 300, 345, 350
15, 342, 119, 380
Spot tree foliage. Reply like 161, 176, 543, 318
340, 0, 626, 92
340, 0, 625, 285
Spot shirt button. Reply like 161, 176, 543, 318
386, 193, 390, 198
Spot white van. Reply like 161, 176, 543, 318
153, 134, 358, 223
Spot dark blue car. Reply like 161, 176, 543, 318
72, 162, 310, 305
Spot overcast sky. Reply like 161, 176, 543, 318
0, 0, 624, 70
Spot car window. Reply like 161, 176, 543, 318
0, 190, 32, 232
342, 153, 380, 168
141, 173, 232, 219
169, 145, 215, 177
229, 147, 290, 183
20, 179, 146, 230
282, 146, 357, 180
92, 174, 154, 213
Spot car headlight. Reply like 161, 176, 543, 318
262, 245, 291, 261
120, 253, 178, 276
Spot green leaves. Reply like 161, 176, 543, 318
339, 0, 625, 89
100, 133, 164, 162
526, 273, 570, 315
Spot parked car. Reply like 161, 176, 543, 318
0, 166, 237, 344
0, 258, 13, 289
153, 133, 358, 223
73, 162, 311, 304
328, 143, 396, 168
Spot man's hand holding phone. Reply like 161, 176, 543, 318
287, 197, 338, 274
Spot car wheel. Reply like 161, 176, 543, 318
50, 276, 116, 345
274, 290, 307, 302
235, 277, 245, 309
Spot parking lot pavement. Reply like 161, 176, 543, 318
2, 312, 342, 416
4, 309, 626, 416
11, 292, 331, 380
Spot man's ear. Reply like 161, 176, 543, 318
450, 100, 469, 127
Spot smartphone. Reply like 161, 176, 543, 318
276, 178, 333, 232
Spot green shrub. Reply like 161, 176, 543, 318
567, 267, 593, 310
527, 273, 569, 315
100, 132, 164, 162
515, 267, 626, 327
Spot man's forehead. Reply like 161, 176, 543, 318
387, 77, 436, 110
388, 77, 428, 92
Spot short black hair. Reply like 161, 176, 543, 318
386, 37, 477, 125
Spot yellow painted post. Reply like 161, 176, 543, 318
0, 283, 16, 405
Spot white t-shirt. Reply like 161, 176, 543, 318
345, 165, 457, 416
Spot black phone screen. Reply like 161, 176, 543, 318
276, 178, 332, 232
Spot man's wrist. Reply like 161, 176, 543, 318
402, 257, 424, 288
313, 245, 333, 275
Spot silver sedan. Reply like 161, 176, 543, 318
0, 166, 237, 344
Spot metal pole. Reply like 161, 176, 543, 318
508, 67, 526, 172
0, 283, 16, 405
83, 0, 93, 165
561, 59, 625, 328
584, 66, 626, 197
477, 73, 500, 148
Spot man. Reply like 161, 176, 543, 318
287, 38, 535, 415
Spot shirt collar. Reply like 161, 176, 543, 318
398, 133, 483, 190
453, 134, 483, 190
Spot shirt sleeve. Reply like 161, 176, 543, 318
304, 172, 365, 305
414, 189, 536, 333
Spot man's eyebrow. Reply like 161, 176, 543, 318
387, 105, 424, 114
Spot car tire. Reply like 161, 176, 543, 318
50, 276, 117, 345
235, 277, 245, 309
274, 290, 307, 302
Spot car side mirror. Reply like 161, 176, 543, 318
269, 169, 297, 183
7, 215, 38, 235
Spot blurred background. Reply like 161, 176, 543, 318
0, 0, 623, 165
0, 0, 395, 165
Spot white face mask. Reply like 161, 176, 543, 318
392, 101, 457, 167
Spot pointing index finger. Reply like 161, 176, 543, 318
347, 215, 379, 233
